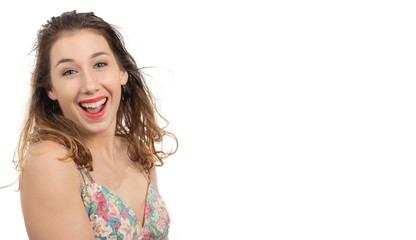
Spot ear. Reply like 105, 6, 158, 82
47, 88, 58, 100
120, 70, 128, 86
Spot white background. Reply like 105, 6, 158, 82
0, 0, 415, 239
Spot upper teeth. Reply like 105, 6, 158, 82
80, 98, 107, 109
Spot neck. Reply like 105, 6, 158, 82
85, 133, 122, 165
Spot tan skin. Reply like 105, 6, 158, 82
20, 29, 166, 239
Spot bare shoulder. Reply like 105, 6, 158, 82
21, 140, 78, 192
23, 140, 71, 167
21, 140, 78, 187
20, 140, 95, 239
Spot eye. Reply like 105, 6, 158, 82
63, 69, 77, 76
94, 62, 107, 68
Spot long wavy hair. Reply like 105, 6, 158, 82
15, 10, 177, 177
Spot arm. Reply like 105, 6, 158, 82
20, 141, 96, 240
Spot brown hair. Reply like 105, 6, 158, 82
15, 10, 177, 176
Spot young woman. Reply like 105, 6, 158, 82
17, 10, 176, 240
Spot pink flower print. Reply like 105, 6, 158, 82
143, 227, 150, 235
94, 190, 105, 201
166, 211, 170, 223
97, 224, 112, 237
161, 209, 169, 222
113, 221, 121, 232
121, 209, 128, 219
128, 208, 136, 218
156, 219, 166, 232
145, 202, 151, 216
143, 232, 155, 240
107, 200, 119, 217
119, 223, 133, 237
154, 201, 161, 211
91, 216, 111, 237
98, 201, 109, 220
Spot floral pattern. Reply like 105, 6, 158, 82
81, 178, 170, 240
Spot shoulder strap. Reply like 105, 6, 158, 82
144, 169, 151, 183
79, 168, 95, 185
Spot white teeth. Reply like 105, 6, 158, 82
80, 98, 107, 109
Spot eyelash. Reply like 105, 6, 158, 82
94, 62, 107, 68
63, 69, 77, 76
62, 62, 107, 76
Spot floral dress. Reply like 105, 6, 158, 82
79, 169, 170, 240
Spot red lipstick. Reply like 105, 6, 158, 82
79, 96, 108, 119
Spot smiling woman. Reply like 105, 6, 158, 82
47, 29, 128, 135
16, 10, 177, 240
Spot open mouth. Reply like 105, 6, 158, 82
79, 97, 108, 115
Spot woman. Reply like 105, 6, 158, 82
17, 10, 176, 240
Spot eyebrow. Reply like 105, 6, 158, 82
54, 52, 110, 67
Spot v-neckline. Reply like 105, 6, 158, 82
85, 181, 151, 230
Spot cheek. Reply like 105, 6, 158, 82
54, 90, 75, 104
56, 96, 76, 115
102, 75, 124, 94
51, 87, 78, 112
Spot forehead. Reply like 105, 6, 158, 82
50, 29, 113, 63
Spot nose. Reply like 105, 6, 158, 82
80, 70, 99, 94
